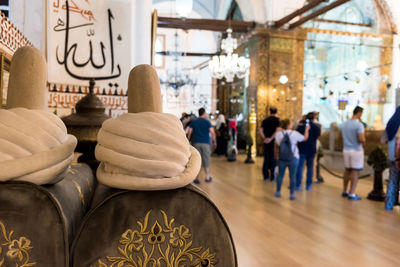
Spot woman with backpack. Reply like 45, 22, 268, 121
274, 119, 310, 200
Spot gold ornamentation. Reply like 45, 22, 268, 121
270, 37, 293, 53
72, 180, 85, 207
86, 177, 92, 193
0, 220, 36, 267
97, 210, 217, 267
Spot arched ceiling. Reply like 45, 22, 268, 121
153, 0, 398, 34
235, 0, 398, 33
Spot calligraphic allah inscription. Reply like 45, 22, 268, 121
47, 0, 130, 115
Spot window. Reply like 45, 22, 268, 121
154, 34, 165, 69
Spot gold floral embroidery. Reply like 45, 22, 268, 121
120, 230, 143, 252
169, 225, 190, 248
0, 220, 36, 267
97, 210, 217, 267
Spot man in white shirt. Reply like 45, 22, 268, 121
341, 106, 365, 200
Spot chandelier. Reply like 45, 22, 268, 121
209, 28, 250, 82
161, 32, 196, 97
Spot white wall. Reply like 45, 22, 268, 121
379, 0, 400, 122
236, 0, 306, 23
236, 0, 265, 23
385, 0, 400, 28
9, 0, 45, 53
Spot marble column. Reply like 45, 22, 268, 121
131, 0, 152, 67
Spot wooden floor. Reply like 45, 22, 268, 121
195, 155, 400, 267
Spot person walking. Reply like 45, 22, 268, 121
180, 112, 187, 123
182, 114, 192, 130
187, 108, 217, 184
274, 119, 309, 200
215, 114, 228, 156
259, 107, 280, 181
313, 111, 324, 184
341, 106, 365, 200
383, 106, 400, 210
295, 112, 321, 191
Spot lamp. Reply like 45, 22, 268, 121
357, 60, 368, 72
279, 75, 288, 84
209, 28, 250, 82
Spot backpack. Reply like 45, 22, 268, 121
279, 132, 294, 162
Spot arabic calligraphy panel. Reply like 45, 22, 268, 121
47, 0, 131, 100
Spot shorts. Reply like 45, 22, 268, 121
194, 143, 211, 168
343, 149, 364, 171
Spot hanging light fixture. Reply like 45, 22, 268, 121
209, 28, 250, 82
279, 75, 288, 84
161, 32, 196, 97
356, 60, 368, 72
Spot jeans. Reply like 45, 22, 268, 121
385, 161, 400, 209
276, 158, 299, 194
296, 154, 315, 188
263, 142, 276, 179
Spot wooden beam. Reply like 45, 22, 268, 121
313, 18, 372, 27
156, 51, 216, 57
274, 0, 329, 28
289, 0, 351, 29
157, 16, 255, 32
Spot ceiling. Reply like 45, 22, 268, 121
153, 0, 399, 32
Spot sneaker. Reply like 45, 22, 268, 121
274, 192, 281, 198
341, 192, 349, 197
348, 194, 362, 200
193, 179, 200, 184
385, 205, 394, 211
306, 185, 312, 191
295, 186, 302, 191
290, 193, 296, 200
205, 177, 212, 183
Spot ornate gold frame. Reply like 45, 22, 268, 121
0, 54, 10, 109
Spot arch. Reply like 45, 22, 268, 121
374, 0, 398, 34
301, 0, 397, 34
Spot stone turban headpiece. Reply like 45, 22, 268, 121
95, 65, 201, 190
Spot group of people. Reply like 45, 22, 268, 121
184, 104, 400, 208
261, 105, 368, 201
260, 107, 321, 200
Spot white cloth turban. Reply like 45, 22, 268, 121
0, 108, 77, 184
95, 112, 201, 190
